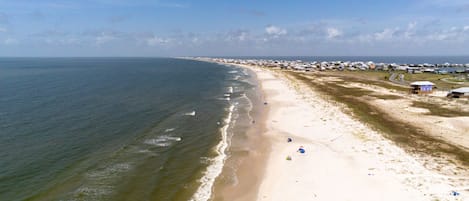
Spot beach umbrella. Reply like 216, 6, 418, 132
298, 148, 305, 154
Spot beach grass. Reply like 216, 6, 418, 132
317, 71, 410, 92
287, 71, 469, 167
369, 94, 403, 100
411, 101, 469, 117
328, 70, 469, 90
335, 70, 391, 80
403, 73, 469, 89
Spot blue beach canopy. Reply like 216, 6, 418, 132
298, 148, 305, 153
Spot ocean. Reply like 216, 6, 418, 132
0, 58, 259, 201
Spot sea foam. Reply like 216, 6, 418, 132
144, 135, 182, 147
190, 104, 235, 201
164, 128, 176, 132
184, 111, 196, 116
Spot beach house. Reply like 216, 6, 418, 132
447, 87, 469, 98
410, 81, 435, 94
367, 61, 376, 70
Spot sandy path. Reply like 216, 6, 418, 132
247, 66, 467, 201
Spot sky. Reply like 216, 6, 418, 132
0, 0, 468, 57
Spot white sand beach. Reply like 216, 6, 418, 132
243, 65, 468, 201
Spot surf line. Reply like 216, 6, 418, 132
190, 104, 235, 201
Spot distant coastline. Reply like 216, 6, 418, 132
184, 56, 469, 65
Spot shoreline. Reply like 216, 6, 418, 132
216, 65, 271, 201
189, 58, 468, 201
219, 63, 468, 200
201, 61, 271, 201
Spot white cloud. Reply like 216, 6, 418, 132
1, 19, 467, 56
430, 33, 450, 41
238, 32, 247, 41
405, 22, 417, 38
349, 23, 468, 44
326, 28, 342, 39
374, 28, 398, 40
404, 22, 417, 38
95, 32, 116, 45
4, 38, 18, 45
356, 34, 373, 43
408, 22, 417, 30
265, 25, 287, 36
46, 37, 80, 45
146, 36, 170, 46
425, 26, 467, 41
225, 30, 249, 42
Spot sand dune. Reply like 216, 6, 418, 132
245, 66, 467, 201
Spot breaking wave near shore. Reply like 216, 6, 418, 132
190, 63, 258, 201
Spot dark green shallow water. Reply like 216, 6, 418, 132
0, 58, 251, 201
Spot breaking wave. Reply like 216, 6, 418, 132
144, 135, 182, 147
190, 104, 235, 201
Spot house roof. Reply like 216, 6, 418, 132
410, 81, 435, 86
451, 87, 469, 93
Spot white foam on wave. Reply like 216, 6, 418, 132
136, 149, 159, 156
190, 104, 235, 201
199, 157, 211, 165
86, 163, 132, 178
72, 186, 112, 200
164, 128, 176, 132
240, 68, 248, 76
75, 163, 132, 199
144, 135, 182, 147
228, 70, 238, 74
228, 86, 234, 94
240, 93, 254, 123
137, 149, 152, 153
184, 111, 196, 116
146, 140, 172, 147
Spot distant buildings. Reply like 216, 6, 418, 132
203, 58, 469, 75
196, 57, 468, 96
410, 81, 435, 95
